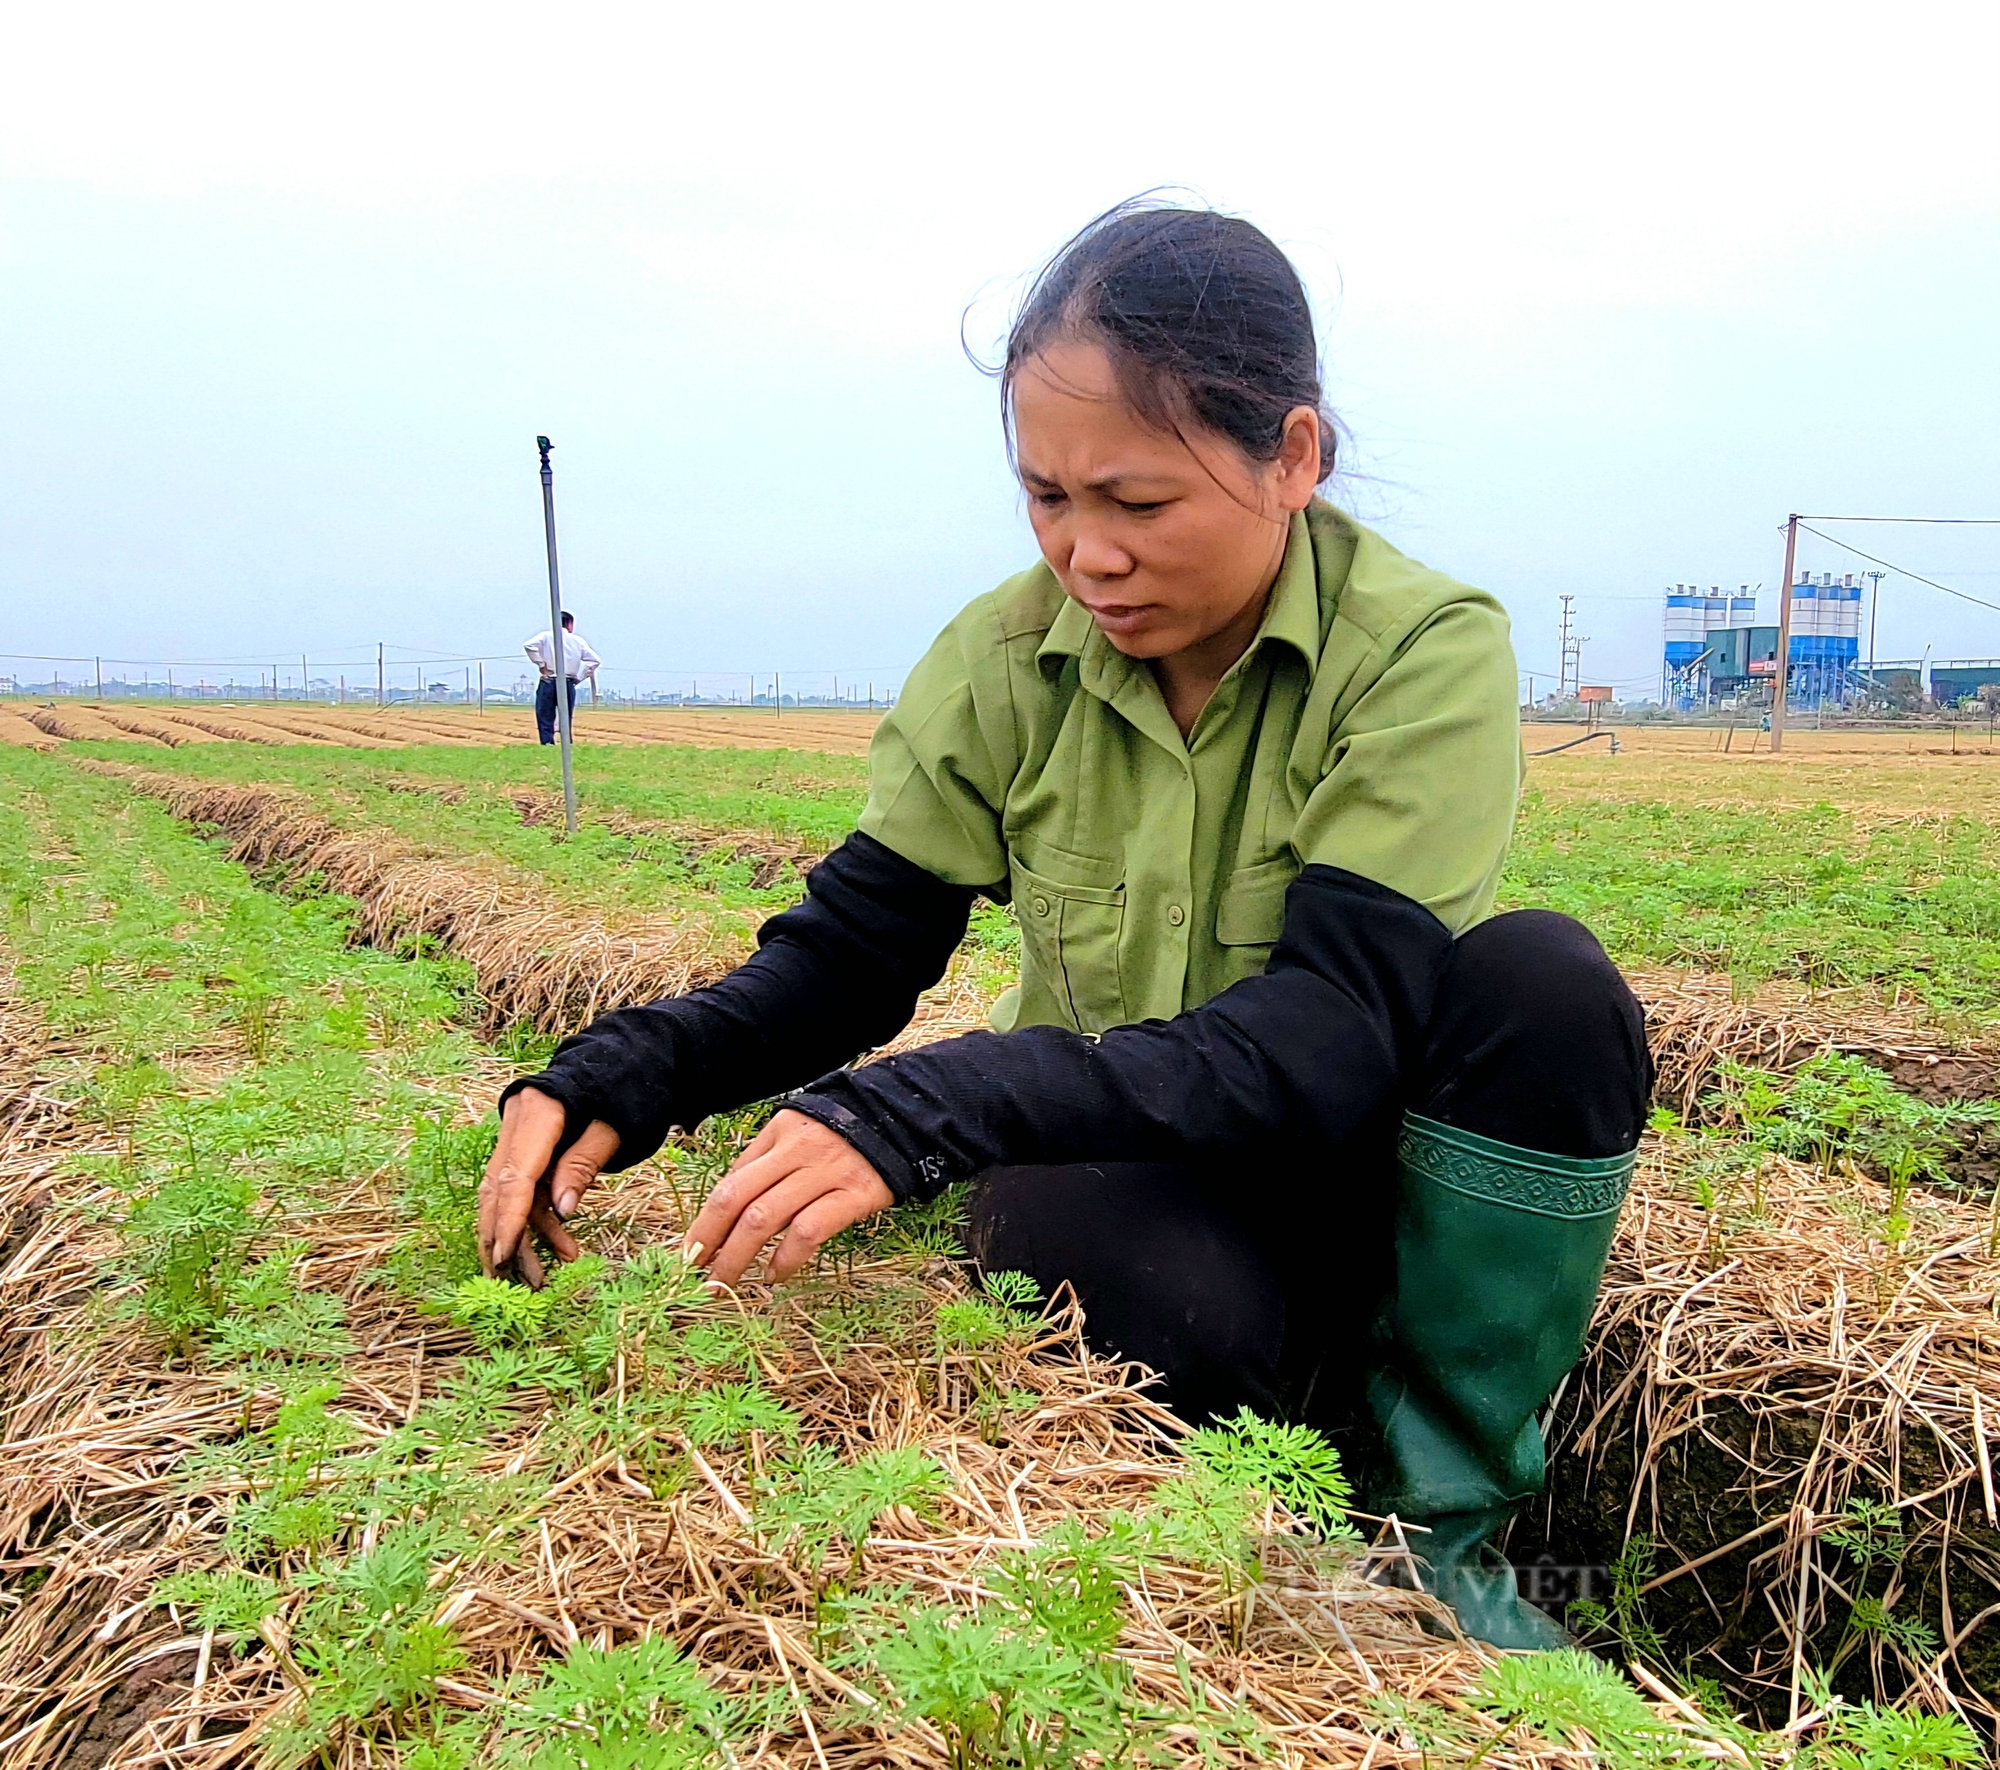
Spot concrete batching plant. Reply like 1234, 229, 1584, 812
1662, 585, 1759, 707
1662, 572, 1864, 710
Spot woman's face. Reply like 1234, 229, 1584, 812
1011, 340, 1321, 661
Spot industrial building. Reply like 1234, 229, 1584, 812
1931, 663, 2000, 704
1661, 573, 1863, 710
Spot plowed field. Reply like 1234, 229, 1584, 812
0, 701, 880, 752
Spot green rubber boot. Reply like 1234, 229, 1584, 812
1364, 1113, 1634, 1651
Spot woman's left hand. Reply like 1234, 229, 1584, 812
682, 1108, 894, 1289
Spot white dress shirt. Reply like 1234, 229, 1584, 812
524, 628, 602, 680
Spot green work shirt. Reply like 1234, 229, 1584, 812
859, 501, 1522, 1036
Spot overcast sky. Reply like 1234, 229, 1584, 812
3, 1, 1997, 698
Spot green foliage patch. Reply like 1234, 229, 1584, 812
1502, 789, 2000, 1018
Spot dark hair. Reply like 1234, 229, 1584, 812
560, 610, 574, 627
1002, 200, 1338, 484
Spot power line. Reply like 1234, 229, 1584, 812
0, 648, 915, 679
1794, 524, 2000, 616
1797, 515, 2000, 525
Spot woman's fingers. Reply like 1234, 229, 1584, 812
766, 1182, 892, 1283
479, 1088, 566, 1275
703, 1171, 832, 1290
479, 1095, 890, 1294
684, 1109, 896, 1289
552, 1120, 621, 1219
478, 1090, 613, 1280
514, 1234, 547, 1290
683, 1145, 793, 1272
528, 1193, 581, 1266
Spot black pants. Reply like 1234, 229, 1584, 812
536, 676, 578, 745
966, 910, 1651, 1433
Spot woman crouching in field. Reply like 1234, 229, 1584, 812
477, 201, 1651, 1649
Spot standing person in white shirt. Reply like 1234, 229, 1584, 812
523, 611, 602, 746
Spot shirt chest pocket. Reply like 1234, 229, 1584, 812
1009, 849, 1128, 1034
1216, 856, 1295, 955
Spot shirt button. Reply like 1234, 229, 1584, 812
1032, 895, 1051, 918
1167, 904, 1186, 927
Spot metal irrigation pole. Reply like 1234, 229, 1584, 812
537, 436, 579, 834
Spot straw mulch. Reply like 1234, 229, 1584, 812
269, 710, 537, 748
0, 709, 61, 752
1629, 966, 1999, 1117
64, 710, 221, 749
186, 714, 402, 750
0, 979, 1581, 1770
1523, 1133, 2000, 1726
21, 707, 170, 747
133, 713, 293, 748
78, 763, 748, 1035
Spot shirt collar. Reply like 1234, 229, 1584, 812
1035, 510, 1321, 691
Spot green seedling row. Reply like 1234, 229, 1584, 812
77, 741, 868, 920
84, 742, 1018, 1003
62, 738, 2000, 1024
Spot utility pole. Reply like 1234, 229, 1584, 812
302, 654, 309, 704
477, 661, 484, 715
95, 657, 103, 700
377, 644, 385, 707
1557, 597, 1584, 700
537, 435, 579, 834
1864, 570, 1885, 675
1770, 515, 1801, 753
774, 672, 781, 720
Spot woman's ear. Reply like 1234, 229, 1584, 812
1273, 405, 1323, 511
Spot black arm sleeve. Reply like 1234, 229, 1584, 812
499, 831, 979, 1169
785, 866, 1453, 1201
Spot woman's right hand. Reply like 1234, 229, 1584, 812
478, 1087, 621, 1285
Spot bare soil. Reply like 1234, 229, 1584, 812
53, 1649, 199, 1770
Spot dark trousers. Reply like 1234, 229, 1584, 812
966, 909, 1652, 1433
535, 675, 578, 745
